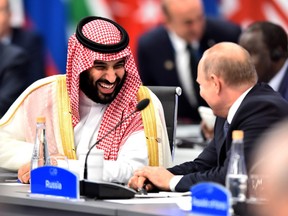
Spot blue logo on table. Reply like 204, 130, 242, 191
190, 182, 231, 216
30, 166, 79, 199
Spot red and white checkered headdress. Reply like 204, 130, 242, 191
66, 17, 142, 160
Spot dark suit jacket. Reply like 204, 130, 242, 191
137, 18, 241, 122
167, 83, 288, 192
11, 27, 45, 83
278, 63, 288, 101
0, 43, 30, 117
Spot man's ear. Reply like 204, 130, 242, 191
210, 74, 221, 94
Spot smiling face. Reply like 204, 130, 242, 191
79, 58, 126, 104
197, 57, 222, 116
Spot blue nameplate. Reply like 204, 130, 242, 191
190, 182, 231, 216
30, 166, 79, 199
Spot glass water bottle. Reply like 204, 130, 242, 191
226, 130, 248, 203
31, 116, 51, 170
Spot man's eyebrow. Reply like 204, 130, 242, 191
93, 59, 125, 65
116, 59, 125, 64
93, 60, 106, 65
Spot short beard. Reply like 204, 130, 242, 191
79, 70, 126, 104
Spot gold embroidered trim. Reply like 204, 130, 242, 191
137, 86, 159, 166
56, 75, 76, 159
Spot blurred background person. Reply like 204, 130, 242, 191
136, 0, 241, 124
0, 42, 29, 117
0, 0, 45, 83
250, 118, 288, 216
239, 21, 288, 101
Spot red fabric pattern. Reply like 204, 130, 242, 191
66, 18, 143, 160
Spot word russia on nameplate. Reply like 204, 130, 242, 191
30, 166, 79, 200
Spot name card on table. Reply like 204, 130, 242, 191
30, 166, 79, 199
190, 182, 231, 216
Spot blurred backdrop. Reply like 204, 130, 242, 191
9, 0, 288, 76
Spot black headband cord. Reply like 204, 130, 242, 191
75, 16, 129, 53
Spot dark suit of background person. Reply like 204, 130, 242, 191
0, 0, 45, 84
136, 0, 241, 123
239, 21, 288, 101
0, 42, 29, 117
9, 27, 45, 83
168, 83, 288, 192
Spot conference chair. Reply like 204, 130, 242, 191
147, 86, 182, 156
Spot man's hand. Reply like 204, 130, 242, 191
17, 154, 66, 184
18, 162, 30, 183
128, 166, 174, 191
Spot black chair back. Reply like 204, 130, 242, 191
147, 86, 182, 155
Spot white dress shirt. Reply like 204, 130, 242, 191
168, 31, 199, 107
269, 59, 288, 92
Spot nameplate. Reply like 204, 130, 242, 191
30, 166, 79, 199
190, 182, 231, 216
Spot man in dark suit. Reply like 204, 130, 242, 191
0, 0, 45, 83
239, 21, 288, 101
128, 42, 288, 192
0, 42, 29, 117
137, 0, 241, 123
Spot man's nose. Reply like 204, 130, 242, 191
104, 68, 117, 83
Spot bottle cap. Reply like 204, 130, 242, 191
232, 130, 244, 140
36, 116, 46, 123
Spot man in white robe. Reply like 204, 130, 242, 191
0, 16, 172, 184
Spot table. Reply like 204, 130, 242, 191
0, 184, 188, 216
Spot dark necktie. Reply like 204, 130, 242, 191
186, 44, 199, 73
187, 44, 200, 107
223, 120, 230, 137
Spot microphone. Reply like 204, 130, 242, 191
83, 98, 150, 180
80, 98, 150, 199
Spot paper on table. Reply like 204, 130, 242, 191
134, 191, 191, 198
104, 191, 192, 207
0, 182, 23, 186
105, 195, 191, 206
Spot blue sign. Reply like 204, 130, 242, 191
30, 166, 79, 199
190, 182, 231, 216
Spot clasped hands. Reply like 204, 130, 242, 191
128, 166, 174, 192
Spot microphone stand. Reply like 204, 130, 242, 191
83, 109, 137, 180
80, 98, 150, 199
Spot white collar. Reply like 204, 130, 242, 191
227, 87, 253, 124
168, 30, 199, 53
269, 59, 288, 91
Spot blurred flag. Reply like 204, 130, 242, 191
220, 0, 288, 31
66, 0, 112, 36
202, 0, 220, 17
107, 0, 221, 55
106, 0, 163, 55
23, 0, 112, 76
23, 0, 67, 75
19, 0, 236, 77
